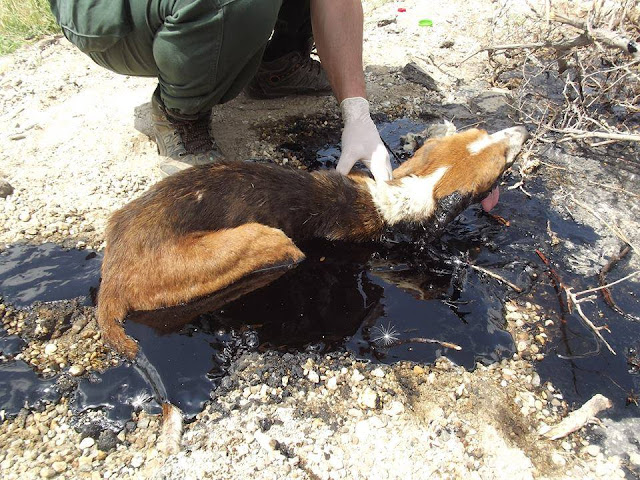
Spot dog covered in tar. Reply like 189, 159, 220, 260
97, 126, 528, 359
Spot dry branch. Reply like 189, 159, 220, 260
533, 249, 638, 356
564, 286, 616, 355
556, 129, 640, 143
469, 264, 524, 293
598, 245, 640, 321
487, 1, 640, 149
540, 393, 612, 439
552, 13, 640, 59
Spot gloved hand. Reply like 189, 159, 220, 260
336, 97, 392, 182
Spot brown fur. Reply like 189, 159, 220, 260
97, 128, 524, 359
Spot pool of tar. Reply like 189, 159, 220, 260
0, 117, 638, 423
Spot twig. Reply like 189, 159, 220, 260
469, 264, 523, 293
381, 137, 401, 164
537, 163, 640, 199
577, 269, 640, 298
552, 13, 640, 59
565, 286, 616, 355
497, 4, 639, 150
598, 245, 640, 321
460, 35, 591, 64
535, 250, 565, 299
389, 337, 463, 351
535, 250, 618, 355
540, 393, 612, 439
586, 181, 640, 199
557, 130, 640, 143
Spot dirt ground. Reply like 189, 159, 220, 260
1, 1, 639, 479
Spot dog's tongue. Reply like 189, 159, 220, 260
481, 187, 500, 212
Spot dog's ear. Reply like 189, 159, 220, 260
392, 139, 439, 179
433, 137, 508, 200
392, 129, 490, 181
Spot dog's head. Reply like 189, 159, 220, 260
367, 126, 528, 236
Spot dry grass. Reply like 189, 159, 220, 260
0, 0, 58, 55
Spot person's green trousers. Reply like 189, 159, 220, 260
49, 0, 309, 115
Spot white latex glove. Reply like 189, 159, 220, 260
336, 97, 392, 182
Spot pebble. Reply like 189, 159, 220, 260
69, 365, 84, 376
78, 456, 93, 472
531, 373, 541, 387
79, 437, 95, 449
52, 461, 67, 473
351, 369, 365, 382
382, 401, 405, 416
39, 467, 55, 478
138, 418, 150, 429
131, 455, 144, 468
371, 368, 385, 378
359, 389, 379, 409
254, 431, 278, 453
308, 370, 320, 383
584, 445, 600, 457
326, 377, 338, 391
551, 452, 566, 466
97, 430, 119, 452
18, 211, 31, 222
0, 179, 14, 198
506, 311, 522, 321
501, 369, 515, 380
44, 343, 57, 355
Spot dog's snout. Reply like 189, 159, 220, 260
513, 125, 529, 141
499, 126, 529, 143
498, 126, 529, 166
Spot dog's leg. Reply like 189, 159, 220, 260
98, 223, 305, 359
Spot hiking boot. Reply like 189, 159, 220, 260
151, 92, 223, 177
245, 51, 332, 99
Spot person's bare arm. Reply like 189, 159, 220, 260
311, 0, 392, 181
310, 0, 366, 102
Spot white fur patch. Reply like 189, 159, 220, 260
466, 133, 497, 155
367, 167, 449, 225
467, 127, 527, 164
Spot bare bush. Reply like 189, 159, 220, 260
476, 0, 640, 148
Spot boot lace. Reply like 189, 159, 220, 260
169, 115, 214, 155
